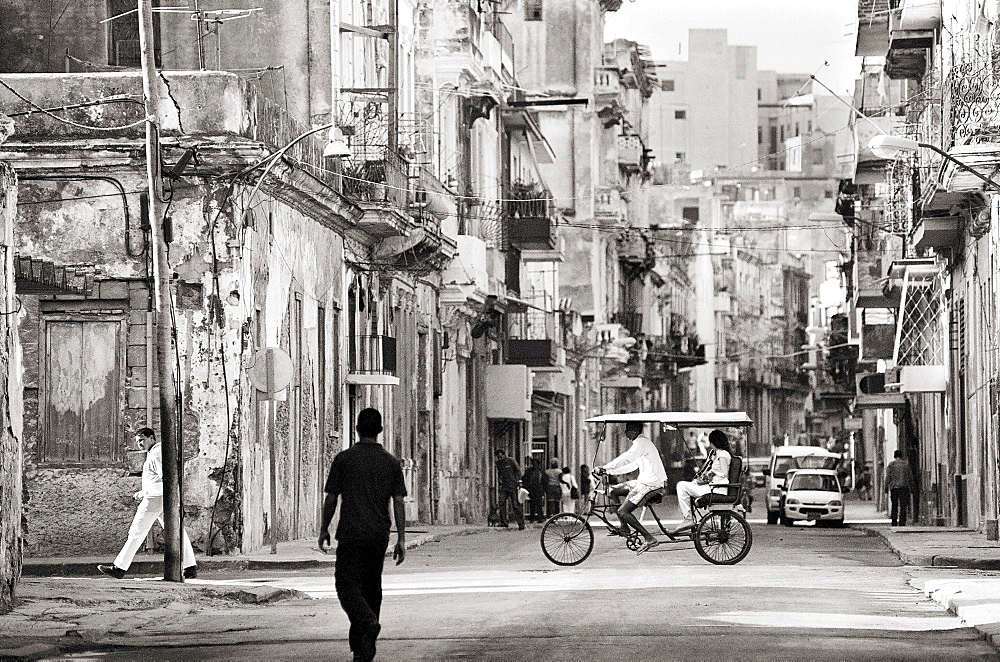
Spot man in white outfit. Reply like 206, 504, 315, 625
596, 421, 668, 555
98, 428, 197, 579
674, 429, 733, 533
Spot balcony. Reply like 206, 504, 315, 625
347, 335, 399, 386
617, 233, 651, 266
611, 311, 643, 338
912, 215, 961, 251
506, 339, 556, 367
485, 12, 514, 78
885, 7, 934, 80
595, 188, 626, 222
946, 43, 1000, 147
618, 135, 644, 173
507, 182, 556, 251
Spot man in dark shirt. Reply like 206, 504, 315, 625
523, 458, 545, 523
494, 448, 525, 529
319, 408, 407, 662
885, 450, 915, 526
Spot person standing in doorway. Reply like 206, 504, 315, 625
579, 464, 592, 507
319, 408, 407, 662
493, 449, 525, 530
543, 458, 563, 517
523, 457, 545, 523
885, 450, 915, 526
98, 428, 197, 580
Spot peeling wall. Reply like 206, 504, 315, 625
0, 151, 23, 613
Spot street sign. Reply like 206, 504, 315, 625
844, 417, 863, 431
248, 347, 293, 398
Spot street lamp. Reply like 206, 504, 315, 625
868, 135, 1000, 191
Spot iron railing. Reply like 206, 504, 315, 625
350, 335, 397, 375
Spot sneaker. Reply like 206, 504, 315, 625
636, 539, 660, 556
97, 564, 126, 579
183, 565, 198, 579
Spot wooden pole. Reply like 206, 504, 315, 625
138, 0, 183, 582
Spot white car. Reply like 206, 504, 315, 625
780, 468, 845, 527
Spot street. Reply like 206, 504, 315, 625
38, 509, 998, 661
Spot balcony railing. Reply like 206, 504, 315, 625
350, 335, 397, 376
507, 182, 556, 250
486, 12, 514, 77
946, 39, 1000, 147
618, 134, 643, 172
611, 310, 643, 338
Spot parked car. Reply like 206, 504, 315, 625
780, 468, 846, 527
763, 445, 841, 525
748, 457, 769, 488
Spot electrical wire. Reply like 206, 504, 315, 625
0, 78, 150, 132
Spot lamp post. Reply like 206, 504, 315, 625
868, 135, 1000, 191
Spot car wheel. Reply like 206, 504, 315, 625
780, 510, 794, 527
830, 518, 845, 528
767, 509, 779, 525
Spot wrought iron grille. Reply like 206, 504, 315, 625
947, 34, 1000, 147
894, 268, 945, 366
884, 156, 914, 235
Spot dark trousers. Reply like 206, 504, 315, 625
334, 537, 389, 657
528, 491, 545, 522
498, 487, 525, 528
890, 487, 911, 525
546, 490, 561, 517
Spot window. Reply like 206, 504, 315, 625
807, 120, 813, 133
107, 0, 160, 67
793, 186, 802, 198
824, 190, 834, 199
674, 109, 686, 119
795, 122, 800, 137
40, 317, 125, 463
758, 126, 763, 144
675, 152, 685, 162
525, 0, 543, 20
779, 126, 785, 142
757, 88, 762, 101
661, 79, 675, 92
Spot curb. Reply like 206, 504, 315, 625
853, 524, 1000, 571
921, 579, 1000, 650
21, 526, 488, 578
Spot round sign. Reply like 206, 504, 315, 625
247, 347, 294, 393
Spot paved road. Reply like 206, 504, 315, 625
72, 514, 999, 661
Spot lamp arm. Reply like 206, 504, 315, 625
920, 142, 1000, 191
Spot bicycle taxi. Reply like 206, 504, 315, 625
539, 411, 754, 566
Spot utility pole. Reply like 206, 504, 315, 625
138, 0, 184, 582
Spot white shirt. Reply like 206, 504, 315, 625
141, 442, 164, 498
603, 434, 668, 487
706, 449, 732, 485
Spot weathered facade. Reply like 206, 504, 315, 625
843, 0, 999, 535
0, 112, 23, 612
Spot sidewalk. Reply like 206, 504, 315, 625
847, 498, 1000, 648
22, 524, 488, 577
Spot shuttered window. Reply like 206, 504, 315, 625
41, 318, 124, 463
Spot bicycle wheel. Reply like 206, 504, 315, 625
540, 513, 594, 566
694, 511, 752, 565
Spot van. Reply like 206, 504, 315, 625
762, 445, 841, 524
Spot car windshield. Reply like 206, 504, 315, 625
774, 455, 838, 478
789, 473, 839, 492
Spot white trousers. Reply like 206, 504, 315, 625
561, 495, 576, 513
114, 495, 196, 571
675, 481, 712, 518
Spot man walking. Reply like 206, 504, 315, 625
523, 458, 545, 523
319, 408, 406, 662
494, 449, 525, 530
98, 428, 197, 580
885, 450, 915, 526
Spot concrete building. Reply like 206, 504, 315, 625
0, 112, 22, 613
842, 0, 999, 537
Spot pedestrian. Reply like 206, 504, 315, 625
543, 458, 563, 517
579, 464, 592, 506
493, 448, 525, 530
560, 466, 580, 513
98, 428, 197, 580
885, 450, 915, 526
856, 465, 872, 501
523, 458, 545, 523
318, 408, 407, 662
